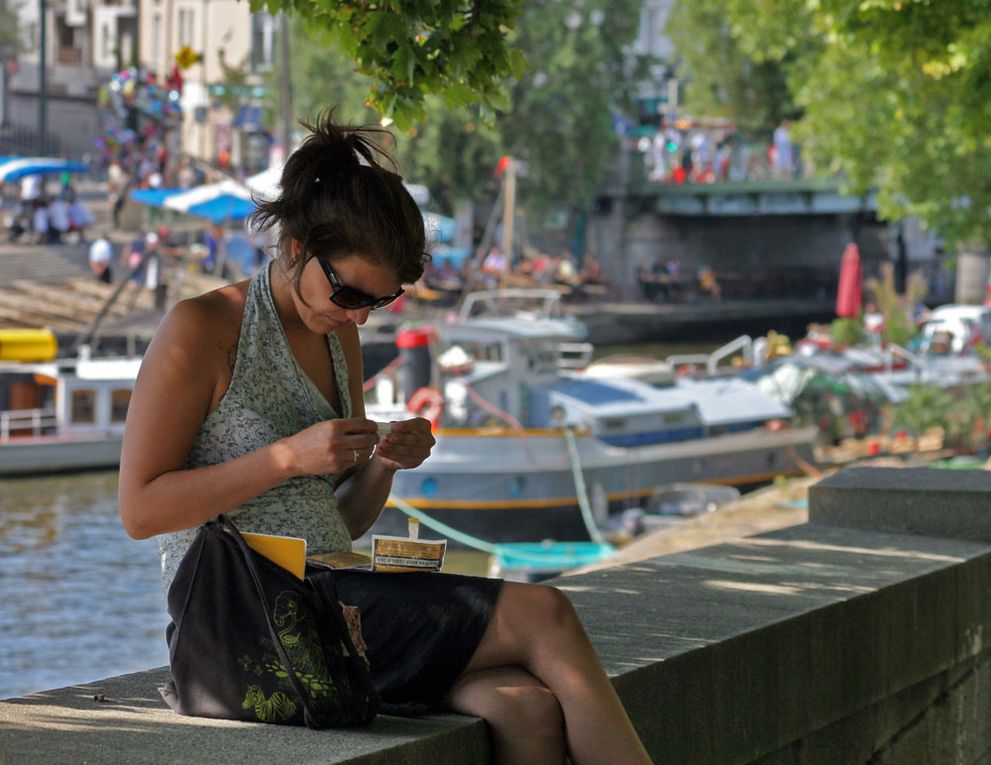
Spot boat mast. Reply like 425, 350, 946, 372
500, 156, 516, 286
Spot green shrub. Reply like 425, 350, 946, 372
830, 317, 863, 347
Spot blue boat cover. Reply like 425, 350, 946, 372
552, 377, 644, 405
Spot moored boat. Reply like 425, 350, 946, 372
0, 330, 139, 476
364, 290, 818, 544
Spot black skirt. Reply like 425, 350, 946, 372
308, 568, 504, 716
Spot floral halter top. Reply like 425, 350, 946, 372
157, 261, 354, 591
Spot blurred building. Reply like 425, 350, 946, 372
137, 0, 274, 172
3, 0, 273, 172
4, 0, 139, 156
629, 0, 678, 136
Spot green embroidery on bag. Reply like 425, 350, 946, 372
238, 590, 349, 721
242, 685, 297, 723
272, 590, 340, 701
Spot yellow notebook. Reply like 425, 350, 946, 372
241, 532, 307, 580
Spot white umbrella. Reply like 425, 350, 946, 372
247, 162, 430, 206
0, 157, 88, 182
246, 165, 282, 202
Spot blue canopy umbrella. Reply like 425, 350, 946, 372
164, 179, 256, 222
130, 185, 257, 223
129, 187, 184, 208
184, 195, 256, 223
0, 157, 88, 182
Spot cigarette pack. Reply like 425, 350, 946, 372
371, 534, 447, 573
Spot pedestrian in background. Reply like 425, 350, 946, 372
88, 236, 114, 284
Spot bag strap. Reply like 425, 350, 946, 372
216, 514, 324, 727
305, 572, 377, 716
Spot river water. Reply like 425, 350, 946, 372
0, 471, 168, 699
0, 471, 491, 700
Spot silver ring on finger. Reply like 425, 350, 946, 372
352, 448, 360, 464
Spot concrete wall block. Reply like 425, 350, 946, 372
953, 553, 991, 665
7, 517, 991, 764
0, 667, 493, 765
752, 654, 991, 765
570, 528, 990, 764
599, 583, 959, 765
810, 467, 991, 542
876, 652, 991, 765
703, 620, 817, 763
615, 649, 724, 764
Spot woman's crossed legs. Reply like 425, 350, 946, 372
445, 582, 652, 765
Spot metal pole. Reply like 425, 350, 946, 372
895, 221, 908, 295
0, 56, 7, 128
278, 11, 292, 156
38, 0, 47, 154
501, 158, 516, 279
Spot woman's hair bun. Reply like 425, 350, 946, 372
249, 105, 428, 288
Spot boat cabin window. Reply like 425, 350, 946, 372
452, 341, 502, 363
70, 389, 96, 424
110, 389, 131, 423
527, 345, 559, 373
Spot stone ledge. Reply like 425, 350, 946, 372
809, 466, 991, 542
4, 467, 991, 763
0, 668, 490, 765
562, 522, 991, 763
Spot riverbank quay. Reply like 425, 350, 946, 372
0, 234, 836, 354
567, 296, 836, 345
0, 182, 838, 351
3, 466, 990, 763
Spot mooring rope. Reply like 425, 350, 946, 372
388, 491, 614, 564
562, 426, 609, 545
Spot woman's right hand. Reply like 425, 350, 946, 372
278, 417, 380, 477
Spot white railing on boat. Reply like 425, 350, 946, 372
882, 343, 930, 379
664, 335, 932, 381
558, 342, 594, 370
0, 408, 58, 441
666, 335, 755, 374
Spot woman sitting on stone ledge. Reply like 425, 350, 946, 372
118, 108, 651, 765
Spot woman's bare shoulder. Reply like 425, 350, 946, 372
165, 281, 249, 338
149, 280, 250, 365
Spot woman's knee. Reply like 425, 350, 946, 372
519, 583, 583, 636
470, 583, 587, 671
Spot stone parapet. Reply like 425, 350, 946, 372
810, 466, 991, 542
2, 466, 989, 763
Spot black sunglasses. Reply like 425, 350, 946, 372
316, 258, 404, 310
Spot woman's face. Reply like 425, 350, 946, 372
291, 251, 403, 331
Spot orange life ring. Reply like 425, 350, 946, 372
406, 387, 444, 427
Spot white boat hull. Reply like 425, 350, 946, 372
377, 425, 818, 542
0, 435, 123, 476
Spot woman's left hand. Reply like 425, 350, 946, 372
372, 417, 435, 471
